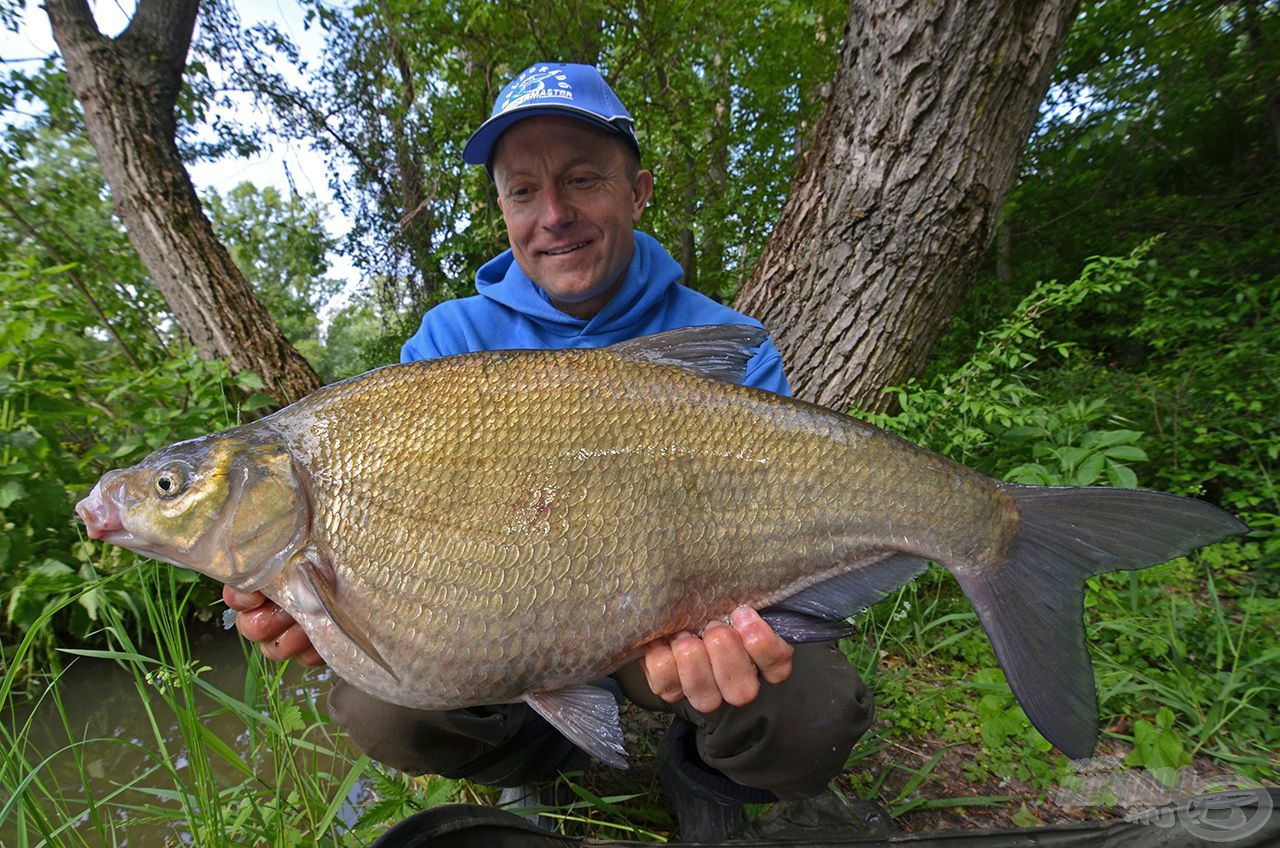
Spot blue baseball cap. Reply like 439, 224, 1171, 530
463, 63, 640, 167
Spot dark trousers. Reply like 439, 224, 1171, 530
329, 642, 872, 800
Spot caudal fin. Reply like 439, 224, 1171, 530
953, 485, 1247, 760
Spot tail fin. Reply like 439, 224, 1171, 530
954, 485, 1247, 760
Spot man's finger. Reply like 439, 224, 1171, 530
222, 584, 265, 611
731, 606, 794, 685
235, 600, 295, 644
702, 621, 759, 707
642, 639, 684, 703
296, 644, 326, 666
260, 623, 314, 662
672, 631, 722, 714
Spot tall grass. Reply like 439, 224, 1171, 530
0, 564, 390, 846
840, 546, 1279, 809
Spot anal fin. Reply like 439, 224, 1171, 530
523, 685, 628, 769
295, 552, 400, 684
762, 553, 930, 632
757, 610, 856, 643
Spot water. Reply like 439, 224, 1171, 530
1, 620, 365, 846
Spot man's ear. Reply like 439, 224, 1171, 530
632, 169, 654, 223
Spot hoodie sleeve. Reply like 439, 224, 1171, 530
400, 300, 479, 363
400, 316, 446, 363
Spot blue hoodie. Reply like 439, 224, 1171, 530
400, 231, 790, 395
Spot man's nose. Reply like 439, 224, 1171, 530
537, 185, 575, 229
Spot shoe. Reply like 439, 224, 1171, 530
751, 792, 899, 839
656, 718, 776, 842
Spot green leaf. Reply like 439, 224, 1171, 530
241, 391, 276, 412
108, 436, 144, 459
1106, 460, 1138, 489
1075, 452, 1105, 485
1011, 803, 1041, 828
1095, 432, 1146, 450
277, 701, 305, 733
0, 479, 25, 508
234, 370, 266, 390
1124, 708, 1191, 776
78, 586, 101, 621
1057, 446, 1090, 472
1102, 445, 1148, 461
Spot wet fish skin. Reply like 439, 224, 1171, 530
75, 325, 1247, 767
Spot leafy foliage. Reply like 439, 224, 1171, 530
200, 0, 846, 319
861, 244, 1159, 478
0, 66, 341, 670
203, 182, 340, 352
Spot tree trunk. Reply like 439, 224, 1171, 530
735, 0, 1077, 412
45, 0, 320, 405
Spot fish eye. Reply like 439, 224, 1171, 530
154, 464, 189, 498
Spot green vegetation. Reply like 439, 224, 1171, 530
1, 0, 1276, 843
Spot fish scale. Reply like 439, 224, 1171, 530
262, 347, 1002, 708
76, 325, 1247, 766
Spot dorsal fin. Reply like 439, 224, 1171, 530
607, 324, 769, 385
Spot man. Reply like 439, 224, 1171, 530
225, 62, 872, 840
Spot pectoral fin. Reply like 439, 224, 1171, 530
523, 685, 628, 769
295, 553, 400, 683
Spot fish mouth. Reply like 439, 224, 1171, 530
76, 472, 124, 540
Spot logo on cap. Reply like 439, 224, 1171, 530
500, 65, 574, 114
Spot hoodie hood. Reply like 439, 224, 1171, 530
473, 231, 682, 342
401, 231, 791, 397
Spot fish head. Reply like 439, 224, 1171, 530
75, 430, 308, 590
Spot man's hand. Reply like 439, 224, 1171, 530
641, 606, 793, 714
222, 585, 326, 666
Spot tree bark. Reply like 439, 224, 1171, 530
45, 0, 320, 405
735, 0, 1077, 412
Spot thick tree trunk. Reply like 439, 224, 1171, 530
46, 0, 320, 405
735, 0, 1077, 412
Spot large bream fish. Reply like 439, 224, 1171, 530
76, 326, 1245, 767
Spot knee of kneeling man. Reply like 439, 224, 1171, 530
701, 674, 876, 799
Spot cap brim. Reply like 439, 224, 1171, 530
463, 105, 636, 166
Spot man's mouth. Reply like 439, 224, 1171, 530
543, 241, 591, 256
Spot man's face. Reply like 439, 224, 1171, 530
492, 116, 653, 319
